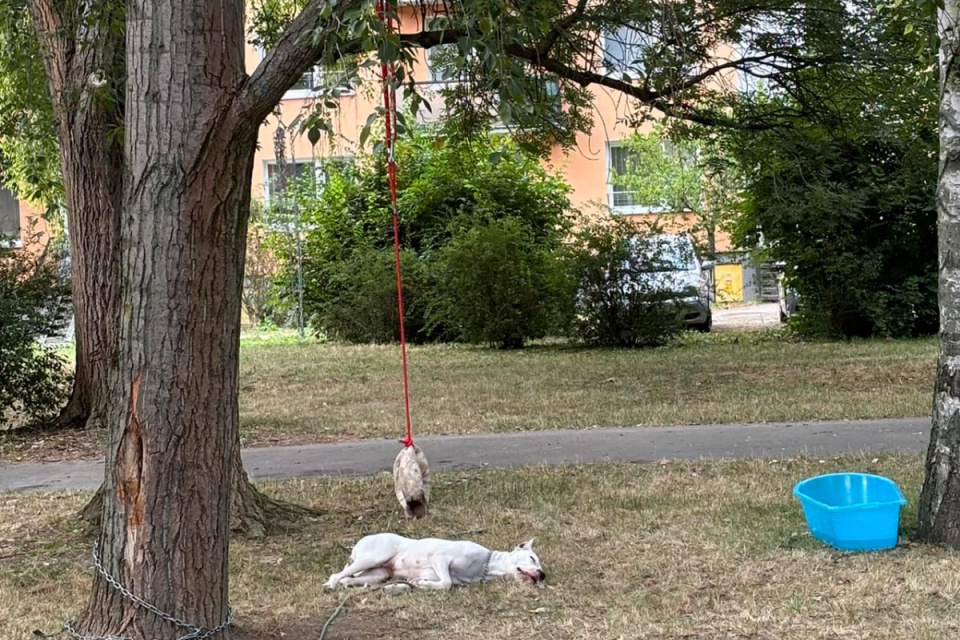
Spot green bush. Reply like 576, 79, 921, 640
0, 244, 71, 427
719, 8, 937, 339
731, 129, 937, 339
311, 246, 444, 344
276, 130, 573, 345
430, 218, 565, 349
565, 218, 685, 348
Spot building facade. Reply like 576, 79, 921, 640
244, 12, 765, 302
0, 180, 48, 251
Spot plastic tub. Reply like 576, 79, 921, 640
792, 473, 907, 551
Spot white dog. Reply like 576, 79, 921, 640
325, 533, 546, 591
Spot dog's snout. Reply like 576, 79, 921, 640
537, 570, 546, 582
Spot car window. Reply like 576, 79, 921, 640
632, 237, 697, 272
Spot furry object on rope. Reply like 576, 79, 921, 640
393, 444, 430, 518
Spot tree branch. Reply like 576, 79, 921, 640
235, 0, 365, 127
234, 0, 837, 134
537, 0, 590, 58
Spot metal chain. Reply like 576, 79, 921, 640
62, 542, 232, 640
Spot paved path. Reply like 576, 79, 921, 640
0, 417, 931, 493
713, 302, 782, 331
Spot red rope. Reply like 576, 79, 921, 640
377, 0, 414, 448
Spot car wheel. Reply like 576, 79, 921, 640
694, 312, 712, 333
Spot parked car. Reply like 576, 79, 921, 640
628, 234, 714, 332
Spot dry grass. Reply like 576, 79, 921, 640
237, 333, 935, 446
0, 332, 936, 462
3, 455, 959, 639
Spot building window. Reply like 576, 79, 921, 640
263, 158, 352, 204
282, 67, 355, 99
607, 142, 643, 212
427, 44, 464, 83
602, 25, 653, 78
0, 183, 21, 246
289, 69, 314, 94
264, 161, 318, 203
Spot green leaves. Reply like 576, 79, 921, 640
714, 6, 939, 339
0, 0, 63, 208
377, 33, 402, 64
270, 125, 573, 344
358, 109, 382, 149
249, 0, 308, 50
0, 241, 72, 428
615, 124, 709, 216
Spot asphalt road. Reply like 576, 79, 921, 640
0, 417, 931, 493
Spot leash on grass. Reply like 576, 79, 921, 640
317, 580, 415, 640
317, 593, 351, 640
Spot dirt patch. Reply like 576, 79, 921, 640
232, 612, 391, 640
0, 427, 106, 463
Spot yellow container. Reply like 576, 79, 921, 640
715, 264, 744, 302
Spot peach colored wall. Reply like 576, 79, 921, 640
7, 193, 50, 254
247, 12, 736, 253
20, 200, 49, 243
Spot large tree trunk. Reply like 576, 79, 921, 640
28, 0, 303, 540
70, 0, 253, 635
27, 2, 124, 433
919, 2, 960, 545
81, 449, 318, 537
53, 110, 123, 431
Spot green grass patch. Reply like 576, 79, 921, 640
3, 331, 937, 462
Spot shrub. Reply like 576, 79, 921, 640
0, 242, 72, 428
733, 129, 937, 339
722, 25, 938, 340
242, 201, 285, 327
564, 218, 685, 348
310, 246, 442, 344
430, 218, 565, 349
280, 130, 573, 344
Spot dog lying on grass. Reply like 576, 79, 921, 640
325, 533, 546, 591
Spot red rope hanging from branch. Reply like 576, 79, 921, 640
377, 0, 414, 448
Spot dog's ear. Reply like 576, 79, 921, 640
516, 538, 535, 550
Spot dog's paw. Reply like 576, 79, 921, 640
324, 578, 340, 591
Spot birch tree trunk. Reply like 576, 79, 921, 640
919, 3, 960, 545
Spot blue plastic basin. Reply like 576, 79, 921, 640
792, 473, 907, 551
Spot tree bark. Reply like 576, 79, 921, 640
53, 114, 123, 431
27, 0, 124, 432
81, 451, 320, 538
27, 0, 299, 540
71, 0, 253, 635
919, 3, 960, 545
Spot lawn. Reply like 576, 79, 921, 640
0, 331, 937, 462
2, 455, 958, 640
